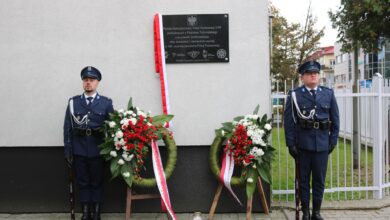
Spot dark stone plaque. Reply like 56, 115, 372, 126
163, 14, 229, 63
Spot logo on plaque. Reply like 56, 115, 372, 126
187, 15, 198, 26
216, 49, 227, 59
187, 50, 200, 59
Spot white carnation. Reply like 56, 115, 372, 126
129, 118, 137, 125
118, 159, 125, 165
108, 121, 116, 128
264, 123, 272, 131
115, 138, 125, 148
258, 139, 267, 147
115, 130, 123, 138
258, 129, 265, 136
122, 172, 130, 178
120, 118, 129, 126
110, 151, 117, 157
256, 148, 265, 156
123, 153, 134, 162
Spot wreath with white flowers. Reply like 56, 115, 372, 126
209, 106, 275, 197
99, 98, 177, 188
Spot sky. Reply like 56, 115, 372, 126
271, 0, 341, 47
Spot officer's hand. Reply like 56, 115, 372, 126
329, 144, 336, 154
65, 154, 73, 168
288, 146, 298, 159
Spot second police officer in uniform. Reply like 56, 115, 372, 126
284, 60, 340, 220
64, 66, 114, 220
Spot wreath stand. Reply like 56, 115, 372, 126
208, 177, 269, 220
125, 187, 171, 220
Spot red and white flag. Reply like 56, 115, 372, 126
154, 13, 171, 127
151, 140, 176, 220
220, 142, 243, 206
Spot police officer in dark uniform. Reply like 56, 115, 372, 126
64, 66, 114, 220
284, 60, 340, 220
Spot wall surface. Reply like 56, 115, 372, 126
0, 0, 270, 146
0, 0, 271, 213
0, 147, 270, 213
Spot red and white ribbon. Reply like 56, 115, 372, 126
154, 13, 171, 127
220, 142, 243, 206
151, 140, 176, 220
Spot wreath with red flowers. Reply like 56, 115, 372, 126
209, 106, 275, 197
99, 98, 177, 188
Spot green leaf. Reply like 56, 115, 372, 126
110, 157, 120, 180
121, 164, 133, 187
222, 122, 233, 131
152, 114, 174, 125
261, 114, 268, 124
127, 97, 133, 110
100, 146, 112, 155
246, 168, 259, 198
257, 165, 271, 184
253, 104, 260, 115
233, 116, 244, 122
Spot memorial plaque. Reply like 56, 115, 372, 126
163, 14, 229, 63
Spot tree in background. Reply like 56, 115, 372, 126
271, 5, 300, 87
271, 2, 324, 91
329, 0, 390, 52
329, 0, 389, 169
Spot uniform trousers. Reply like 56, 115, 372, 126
74, 155, 104, 203
298, 149, 329, 204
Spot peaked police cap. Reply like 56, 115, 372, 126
298, 60, 321, 75
80, 66, 102, 81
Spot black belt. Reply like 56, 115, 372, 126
73, 128, 103, 137
299, 120, 331, 130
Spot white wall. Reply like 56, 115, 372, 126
0, 0, 270, 146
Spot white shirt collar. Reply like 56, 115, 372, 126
305, 86, 318, 92
84, 93, 97, 99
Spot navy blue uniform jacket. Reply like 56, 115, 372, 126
63, 94, 114, 157
284, 86, 340, 152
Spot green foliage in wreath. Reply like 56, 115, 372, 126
99, 98, 177, 188
209, 105, 275, 197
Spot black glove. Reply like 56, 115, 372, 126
329, 144, 336, 154
288, 146, 298, 159
65, 154, 73, 168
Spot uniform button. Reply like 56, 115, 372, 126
314, 105, 317, 108
88, 111, 91, 114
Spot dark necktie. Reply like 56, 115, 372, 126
87, 97, 93, 106
310, 89, 316, 100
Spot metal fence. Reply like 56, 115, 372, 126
271, 76, 390, 202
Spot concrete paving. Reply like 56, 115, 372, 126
1, 197, 390, 219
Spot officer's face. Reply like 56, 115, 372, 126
82, 78, 99, 93
301, 71, 319, 88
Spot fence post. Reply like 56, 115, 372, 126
373, 75, 383, 199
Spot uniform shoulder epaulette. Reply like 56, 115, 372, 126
70, 95, 81, 100
99, 95, 112, 101
320, 86, 332, 91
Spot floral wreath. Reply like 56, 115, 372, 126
209, 106, 275, 197
99, 98, 177, 188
